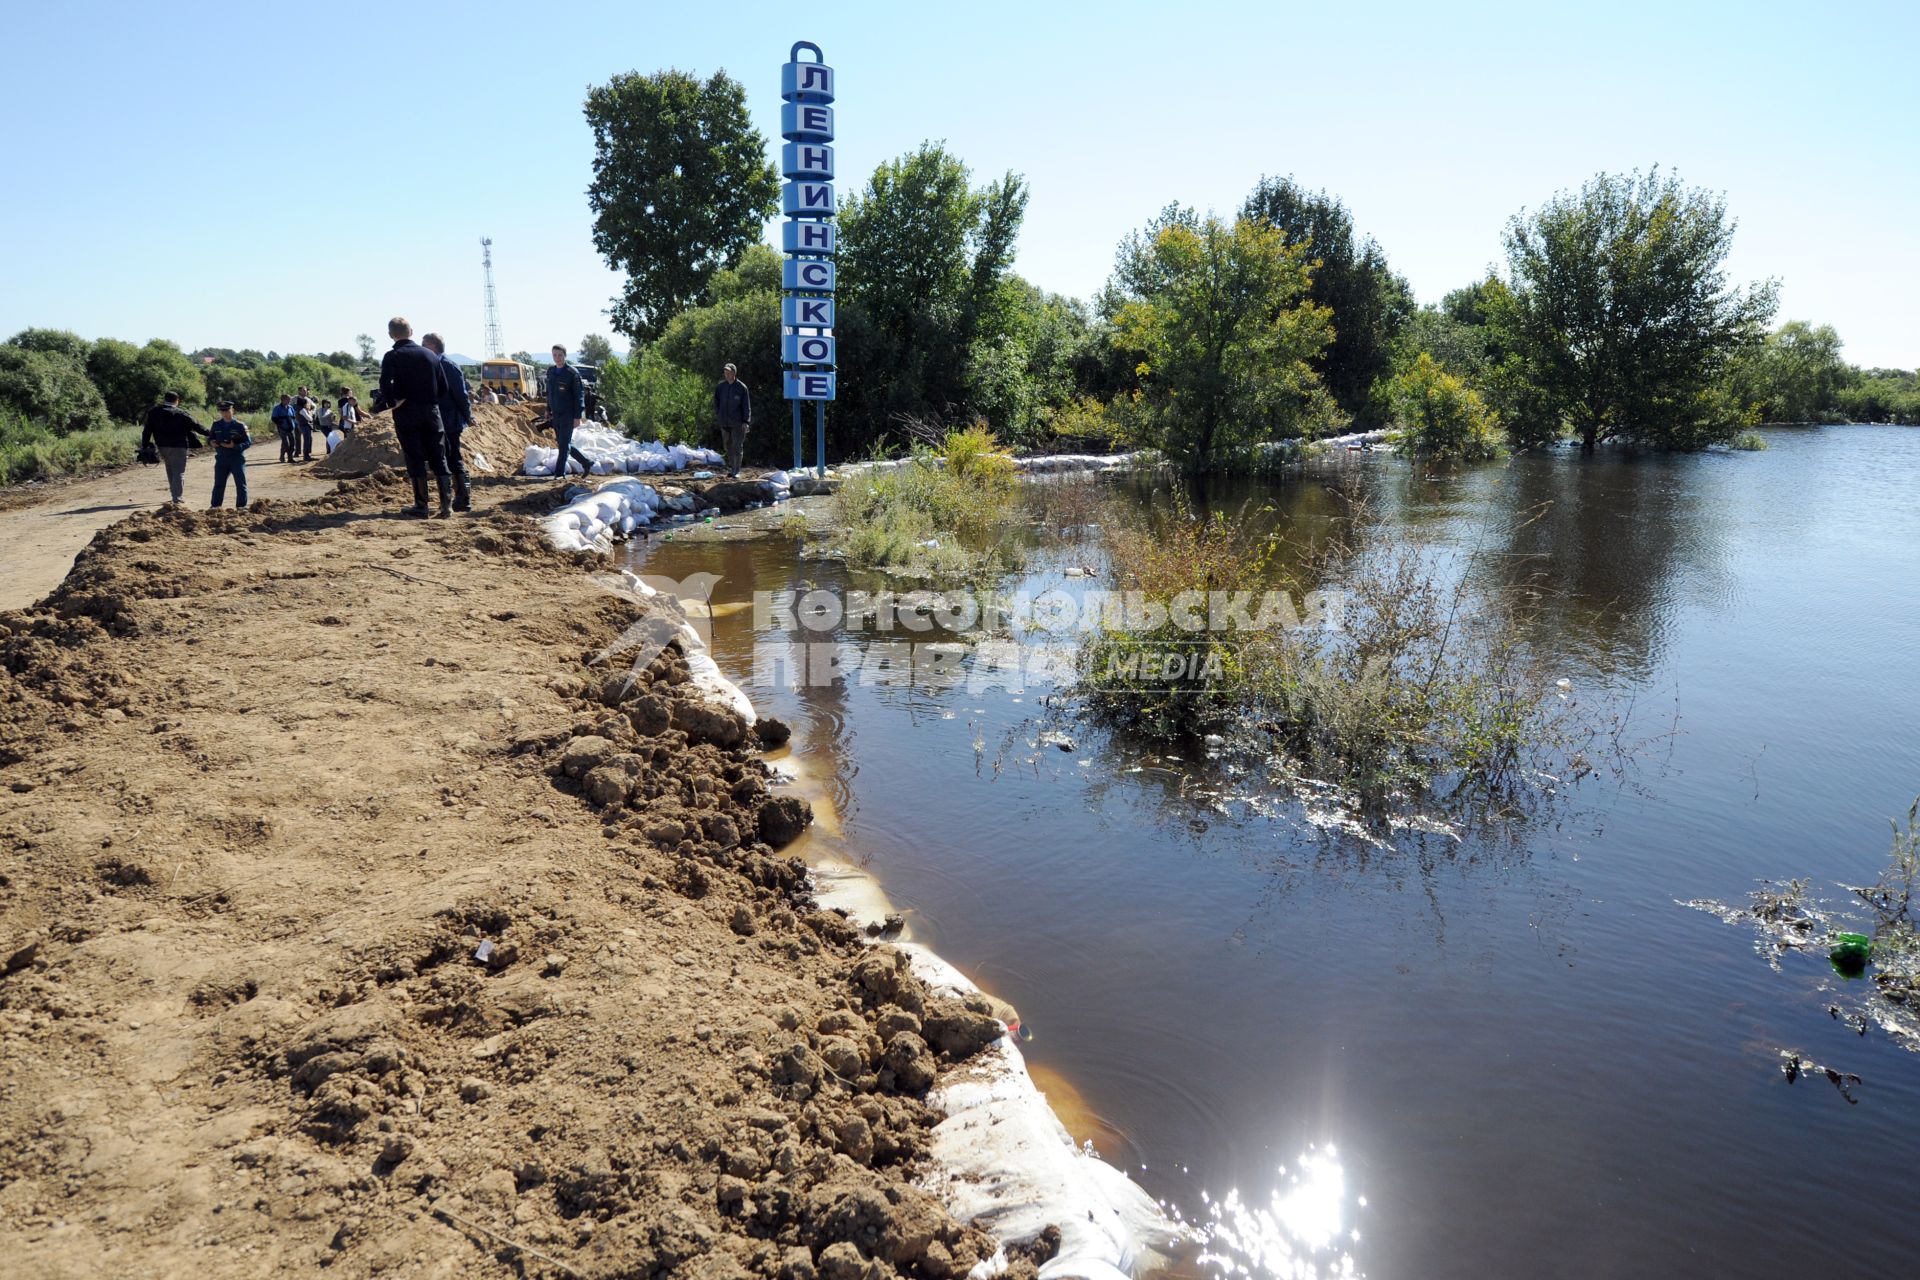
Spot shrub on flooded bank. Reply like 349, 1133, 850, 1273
1082, 493, 1589, 806
1731, 431, 1770, 451
829, 426, 1023, 578
1389, 353, 1507, 461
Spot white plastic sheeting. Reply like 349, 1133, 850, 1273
809, 863, 1190, 1280
551, 525, 1187, 1280
523, 425, 725, 477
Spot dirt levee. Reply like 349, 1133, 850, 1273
0, 477, 1029, 1278
314, 403, 544, 478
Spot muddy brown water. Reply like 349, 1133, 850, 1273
633, 425, 1920, 1278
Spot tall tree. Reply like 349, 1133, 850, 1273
578, 334, 616, 367
1108, 213, 1337, 469
1495, 169, 1778, 452
355, 333, 376, 364
585, 69, 779, 343
837, 143, 1028, 434
1730, 321, 1847, 423
1242, 177, 1412, 427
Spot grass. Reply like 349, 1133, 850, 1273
829, 426, 1024, 579
1083, 490, 1600, 809
1, 411, 140, 486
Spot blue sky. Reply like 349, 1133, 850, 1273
2, 0, 1913, 367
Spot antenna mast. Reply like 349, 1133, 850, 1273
480, 237, 504, 358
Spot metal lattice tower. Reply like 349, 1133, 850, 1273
480, 237, 504, 358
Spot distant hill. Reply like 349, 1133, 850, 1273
445, 353, 480, 366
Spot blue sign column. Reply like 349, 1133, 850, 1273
780, 41, 835, 477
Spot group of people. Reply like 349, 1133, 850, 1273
268, 386, 361, 463
140, 319, 758, 515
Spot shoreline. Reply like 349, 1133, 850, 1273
0, 473, 1127, 1278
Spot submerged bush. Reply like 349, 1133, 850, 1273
1084, 491, 1590, 807
830, 427, 1021, 578
1731, 430, 1770, 451
1390, 352, 1506, 460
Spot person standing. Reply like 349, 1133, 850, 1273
138, 390, 207, 505
376, 316, 453, 518
713, 362, 751, 477
206, 400, 252, 509
294, 386, 318, 460
337, 389, 359, 436
420, 333, 473, 511
544, 344, 590, 477
316, 398, 337, 455
270, 394, 298, 462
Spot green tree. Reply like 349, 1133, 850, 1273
655, 244, 782, 424
585, 69, 779, 342
355, 333, 376, 364
0, 344, 111, 434
837, 142, 1029, 438
6, 328, 92, 363
86, 338, 205, 421
1730, 321, 1848, 423
1242, 177, 1413, 427
1495, 169, 1778, 452
1390, 353, 1505, 460
1108, 213, 1338, 469
578, 333, 616, 367
597, 351, 711, 444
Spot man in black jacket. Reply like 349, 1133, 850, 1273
713, 363, 751, 477
421, 332, 473, 512
376, 316, 454, 517
139, 390, 207, 504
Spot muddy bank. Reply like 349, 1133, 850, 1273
0, 474, 1051, 1278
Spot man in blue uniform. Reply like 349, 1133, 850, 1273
421, 333, 473, 512
375, 316, 453, 518
206, 400, 252, 509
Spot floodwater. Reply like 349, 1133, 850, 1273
632, 425, 1920, 1278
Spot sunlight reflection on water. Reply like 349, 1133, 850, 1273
1183, 1145, 1363, 1279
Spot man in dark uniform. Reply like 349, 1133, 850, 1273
544, 344, 590, 477
375, 316, 453, 518
138, 389, 207, 505
420, 332, 473, 512
713, 362, 751, 477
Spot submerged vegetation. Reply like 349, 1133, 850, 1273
828, 426, 1022, 579
1692, 798, 1920, 1051
1083, 490, 1594, 808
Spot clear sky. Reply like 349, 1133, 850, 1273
2, 0, 1914, 368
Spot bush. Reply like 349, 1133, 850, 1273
829, 428, 1022, 578
1083, 492, 1590, 808
0, 409, 137, 485
0, 344, 112, 435
599, 352, 712, 445
1389, 353, 1506, 460
87, 337, 206, 421
1731, 431, 1769, 451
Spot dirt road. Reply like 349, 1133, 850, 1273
0, 457, 335, 612
0, 475, 1019, 1279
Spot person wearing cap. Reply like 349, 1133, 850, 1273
713, 362, 751, 477
420, 333, 473, 511
138, 390, 207, 505
205, 400, 253, 509
375, 315, 454, 517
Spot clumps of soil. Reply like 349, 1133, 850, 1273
313, 402, 544, 478
0, 475, 1036, 1280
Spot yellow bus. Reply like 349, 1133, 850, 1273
479, 359, 538, 400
